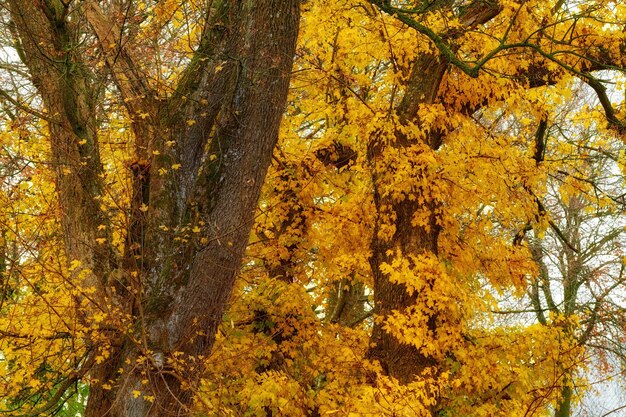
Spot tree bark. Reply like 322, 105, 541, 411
7, 0, 112, 301
7, 0, 301, 415
365, 0, 504, 411
366, 52, 446, 388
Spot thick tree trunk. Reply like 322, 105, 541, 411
366, 53, 446, 389
8, 0, 301, 415
365, 1, 504, 411
7, 0, 112, 299
93, 2, 301, 415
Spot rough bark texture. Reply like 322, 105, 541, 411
7, 0, 111, 298
7, 0, 301, 416
366, 53, 445, 387
365, 0, 504, 408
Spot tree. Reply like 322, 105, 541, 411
1, 0, 626, 416
195, 1, 626, 415
527, 91, 626, 417
0, 1, 300, 416
363, 0, 626, 391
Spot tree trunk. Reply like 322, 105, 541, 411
365, 1, 504, 412
555, 381, 572, 417
8, 0, 301, 415
366, 52, 446, 388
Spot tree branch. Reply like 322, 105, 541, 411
83, 1, 156, 126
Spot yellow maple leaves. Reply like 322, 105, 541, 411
0, 0, 624, 416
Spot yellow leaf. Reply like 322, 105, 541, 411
69, 259, 82, 271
